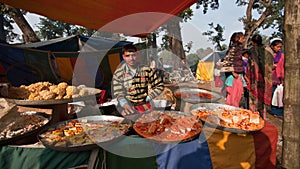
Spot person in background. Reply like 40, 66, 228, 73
221, 32, 247, 107
112, 44, 164, 117
149, 57, 156, 69
156, 57, 166, 80
265, 39, 284, 118
158, 58, 164, 68
247, 34, 273, 117
214, 67, 222, 87
241, 49, 250, 109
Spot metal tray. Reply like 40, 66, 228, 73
189, 103, 264, 134
0, 110, 52, 146
173, 87, 222, 104
133, 110, 202, 143
38, 115, 132, 152
5, 88, 101, 106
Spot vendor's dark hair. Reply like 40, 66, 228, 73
122, 44, 137, 54
251, 34, 263, 46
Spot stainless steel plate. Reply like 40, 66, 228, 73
173, 87, 222, 104
0, 110, 51, 146
190, 103, 264, 134
38, 115, 132, 152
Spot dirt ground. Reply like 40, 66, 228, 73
266, 112, 283, 167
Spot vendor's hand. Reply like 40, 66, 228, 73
121, 103, 136, 116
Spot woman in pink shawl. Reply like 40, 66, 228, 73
265, 39, 284, 117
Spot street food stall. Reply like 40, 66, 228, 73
0, 1, 278, 168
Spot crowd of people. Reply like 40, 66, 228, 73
219, 32, 284, 118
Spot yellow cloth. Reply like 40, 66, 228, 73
204, 127, 256, 169
196, 61, 214, 81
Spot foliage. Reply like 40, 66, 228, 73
202, 22, 226, 50
37, 18, 79, 40
236, 0, 284, 43
196, 47, 214, 59
0, 4, 21, 42
158, 0, 220, 55
184, 41, 193, 53
186, 53, 199, 66
195, 0, 219, 14
93, 31, 121, 40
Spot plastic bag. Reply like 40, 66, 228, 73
277, 84, 284, 107
272, 84, 283, 107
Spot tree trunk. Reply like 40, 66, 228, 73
243, 0, 272, 48
166, 18, 186, 60
8, 7, 40, 43
282, 0, 300, 168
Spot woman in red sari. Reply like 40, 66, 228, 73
247, 34, 273, 118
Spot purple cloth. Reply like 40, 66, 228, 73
243, 58, 248, 74
274, 52, 282, 63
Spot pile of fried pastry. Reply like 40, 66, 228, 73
7, 82, 93, 100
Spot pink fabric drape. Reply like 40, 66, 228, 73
215, 76, 223, 87
225, 76, 244, 107
273, 53, 284, 85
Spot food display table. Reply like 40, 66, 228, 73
0, 82, 277, 169
0, 121, 277, 169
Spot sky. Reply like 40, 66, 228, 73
14, 0, 272, 52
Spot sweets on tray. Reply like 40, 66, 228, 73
7, 82, 99, 100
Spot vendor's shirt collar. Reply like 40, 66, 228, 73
125, 64, 139, 76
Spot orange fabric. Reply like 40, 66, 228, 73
3, 0, 197, 36
204, 127, 256, 169
55, 57, 74, 82
108, 53, 121, 74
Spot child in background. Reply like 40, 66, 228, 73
221, 32, 247, 107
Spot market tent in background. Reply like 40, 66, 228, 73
0, 35, 134, 91
196, 51, 227, 81
17, 35, 129, 52
2, 0, 197, 36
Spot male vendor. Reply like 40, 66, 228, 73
112, 44, 164, 116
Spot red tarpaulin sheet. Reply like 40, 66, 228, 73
1, 0, 197, 36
